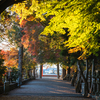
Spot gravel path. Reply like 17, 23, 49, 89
0, 77, 96, 100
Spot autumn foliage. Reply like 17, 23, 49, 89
2, 48, 18, 68
21, 19, 43, 57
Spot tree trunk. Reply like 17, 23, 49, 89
86, 59, 88, 80
68, 67, 70, 75
78, 60, 88, 97
33, 67, 35, 79
62, 68, 66, 78
40, 64, 43, 78
57, 63, 59, 79
18, 45, 23, 87
0, 75, 3, 86
86, 59, 89, 93
77, 61, 80, 82
91, 59, 95, 93
76, 61, 81, 93
71, 71, 77, 86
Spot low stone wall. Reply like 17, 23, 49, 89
9, 83, 18, 91
22, 78, 31, 85
22, 77, 35, 84
0, 78, 35, 94
0, 86, 4, 94
3, 81, 10, 94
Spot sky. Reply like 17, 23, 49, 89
0, 39, 15, 50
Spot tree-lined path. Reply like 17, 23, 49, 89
0, 77, 95, 100
0, 0, 100, 98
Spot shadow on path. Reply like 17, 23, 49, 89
0, 77, 95, 100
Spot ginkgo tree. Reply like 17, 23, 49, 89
11, 0, 100, 58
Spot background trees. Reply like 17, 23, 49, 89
3, 48, 18, 68
0, 50, 6, 85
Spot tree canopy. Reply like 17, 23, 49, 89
10, 0, 100, 60
0, 0, 100, 67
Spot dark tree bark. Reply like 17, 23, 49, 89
68, 57, 70, 75
86, 59, 88, 80
86, 59, 89, 94
75, 61, 81, 93
78, 60, 89, 97
18, 44, 23, 87
0, 75, 3, 86
40, 64, 43, 78
68, 67, 70, 75
91, 59, 96, 93
0, 0, 25, 14
57, 63, 59, 79
33, 67, 35, 79
62, 68, 66, 78
71, 71, 77, 86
